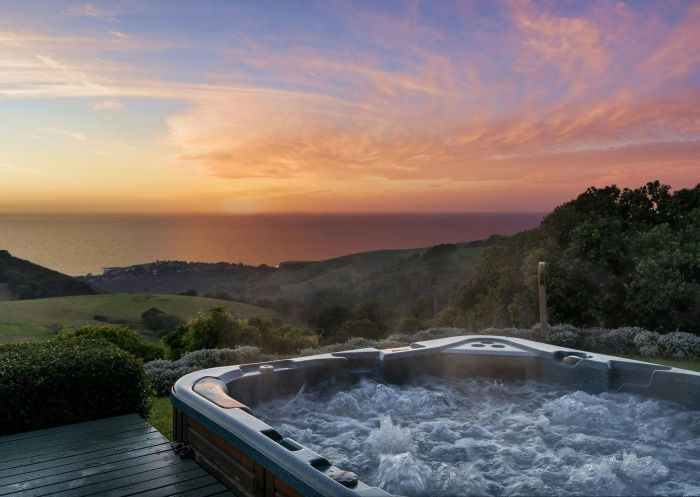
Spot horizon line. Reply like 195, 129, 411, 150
0, 210, 549, 216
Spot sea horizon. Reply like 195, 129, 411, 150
0, 212, 544, 276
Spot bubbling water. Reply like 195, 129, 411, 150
254, 377, 700, 496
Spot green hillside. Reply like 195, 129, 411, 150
0, 293, 282, 344
0, 283, 12, 300
83, 239, 497, 315
0, 250, 96, 300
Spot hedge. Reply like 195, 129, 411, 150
0, 337, 152, 435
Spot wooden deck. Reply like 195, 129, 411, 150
0, 414, 234, 497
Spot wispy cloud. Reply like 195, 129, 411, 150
1, 0, 698, 212
62, 3, 115, 21
44, 127, 88, 141
0, 162, 39, 174
92, 99, 123, 111
109, 30, 129, 40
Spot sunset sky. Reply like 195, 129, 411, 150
0, 0, 698, 213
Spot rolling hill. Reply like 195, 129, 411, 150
0, 250, 95, 300
82, 238, 499, 315
0, 293, 282, 344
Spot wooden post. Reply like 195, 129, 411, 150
538, 261, 547, 339
432, 283, 438, 320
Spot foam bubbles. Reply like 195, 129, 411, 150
255, 377, 700, 496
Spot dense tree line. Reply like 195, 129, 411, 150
443, 182, 699, 332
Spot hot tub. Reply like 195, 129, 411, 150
171, 336, 700, 497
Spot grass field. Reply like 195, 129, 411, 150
0, 293, 281, 344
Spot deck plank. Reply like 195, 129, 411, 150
1, 426, 158, 463
0, 418, 152, 455
0, 415, 143, 445
1, 431, 165, 470
0, 415, 234, 497
0, 440, 171, 479
167, 483, 231, 497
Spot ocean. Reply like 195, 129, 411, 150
0, 213, 543, 276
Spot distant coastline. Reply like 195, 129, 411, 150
0, 212, 543, 276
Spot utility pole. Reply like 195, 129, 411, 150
538, 261, 547, 340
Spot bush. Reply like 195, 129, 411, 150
545, 324, 584, 348
144, 360, 193, 397
657, 332, 700, 360
266, 325, 318, 355
414, 327, 468, 341
588, 327, 640, 354
178, 346, 264, 369
301, 337, 382, 356
58, 325, 164, 361
398, 316, 424, 334
141, 307, 184, 335
162, 308, 319, 359
338, 319, 381, 340
633, 330, 660, 357
145, 346, 265, 395
0, 337, 152, 435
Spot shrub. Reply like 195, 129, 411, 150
145, 346, 265, 395
657, 332, 700, 360
266, 325, 318, 355
161, 325, 191, 359
482, 327, 531, 339
300, 336, 382, 356
144, 360, 193, 397
338, 319, 381, 340
162, 308, 319, 359
141, 307, 184, 335
58, 325, 164, 361
633, 330, 660, 357
545, 324, 584, 348
0, 337, 152, 435
398, 316, 424, 334
178, 346, 264, 368
588, 327, 641, 354
413, 327, 467, 341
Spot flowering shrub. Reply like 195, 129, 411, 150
588, 327, 641, 355
412, 327, 466, 341
657, 332, 700, 360
545, 324, 584, 349
633, 330, 660, 357
301, 337, 381, 355
177, 346, 264, 368
145, 346, 265, 395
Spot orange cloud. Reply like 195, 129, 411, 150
1, 1, 698, 213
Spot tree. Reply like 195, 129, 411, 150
444, 181, 700, 332
316, 305, 352, 341
352, 301, 388, 331
140, 307, 184, 335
